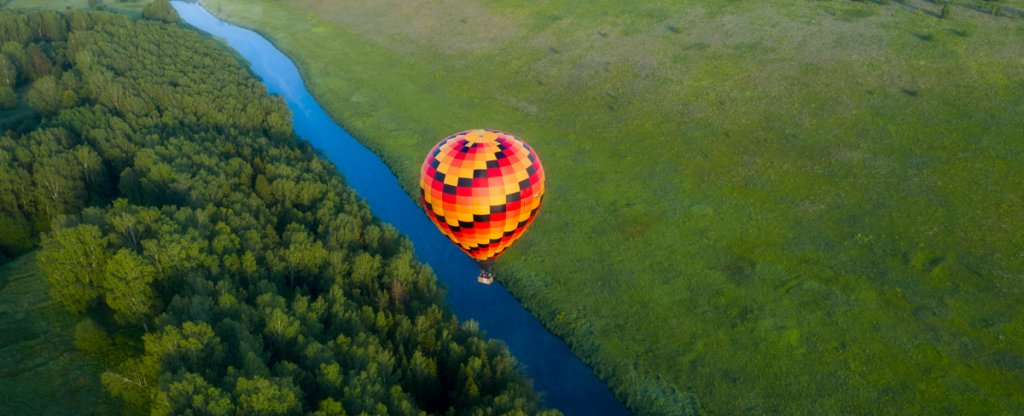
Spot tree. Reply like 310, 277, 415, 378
33, 153, 88, 221
0, 148, 34, 254
233, 376, 302, 416
311, 399, 346, 416
73, 145, 106, 193
263, 307, 300, 345
101, 356, 159, 414
142, 0, 179, 24
0, 211, 34, 256
0, 54, 15, 87
157, 373, 233, 416
1, 42, 27, 84
941, 2, 951, 18
27, 74, 63, 113
0, 86, 15, 110
407, 350, 443, 410
143, 322, 224, 376
102, 248, 160, 328
281, 224, 327, 285
73, 318, 112, 355
39, 224, 108, 313
31, 10, 69, 42
24, 43, 52, 80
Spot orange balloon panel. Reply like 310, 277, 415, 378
419, 130, 545, 261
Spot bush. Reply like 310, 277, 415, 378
0, 86, 16, 109
0, 55, 15, 88
26, 75, 62, 114
0, 213, 34, 256
73, 318, 112, 355
141, 0, 178, 23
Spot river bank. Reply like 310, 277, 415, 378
187, 0, 1024, 414
171, 2, 632, 414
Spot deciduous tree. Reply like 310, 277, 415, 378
39, 224, 108, 312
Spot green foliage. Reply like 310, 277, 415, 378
102, 249, 160, 327
1, 42, 29, 84
1, 8, 551, 415
73, 318, 113, 355
0, 212, 34, 256
157, 372, 233, 416
1, 0, 147, 18
100, 356, 158, 414
233, 376, 302, 416
23, 43, 53, 80
0, 55, 16, 87
197, 0, 1024, 414
0, 86, 17, 109
143, 322, 224, 377
141, 0, 178, 23
26, 74, 63, 113
38, 224, 108, 313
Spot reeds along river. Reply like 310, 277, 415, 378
170, 2, 631, 415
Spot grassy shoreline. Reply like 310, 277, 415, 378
172, 0, 1023, 414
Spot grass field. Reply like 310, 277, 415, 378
0, 253, 119, 415
194, 0, 1024, 414
4, 0, 1019, 413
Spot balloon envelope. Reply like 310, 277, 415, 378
419, 129, 545, 263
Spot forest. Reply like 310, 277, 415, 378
0, 5, 554, 415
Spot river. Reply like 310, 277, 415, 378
170, 2, 630, 415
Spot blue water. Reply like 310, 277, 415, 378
171, 3, 630, 415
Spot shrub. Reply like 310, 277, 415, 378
73, 318, 112, 355
26, 75, 62, 113
141, 0, 178, 23
0, 86, 16, 109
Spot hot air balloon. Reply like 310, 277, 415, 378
419, 129, 545, 284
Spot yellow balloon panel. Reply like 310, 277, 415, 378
419, 130, 545, 261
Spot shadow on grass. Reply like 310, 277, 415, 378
948, 28, 970, 37
920, 0, 1024, 18
913, 32, 936, 41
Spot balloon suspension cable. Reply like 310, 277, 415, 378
476, 259, 495, 285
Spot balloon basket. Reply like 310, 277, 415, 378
477, 270, 494, 285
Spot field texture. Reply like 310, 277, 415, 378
0, 254, 118, 415
103, 0, 1024, 413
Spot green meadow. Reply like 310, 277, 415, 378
0, 253, 119, 415
197, 0, 1024, 414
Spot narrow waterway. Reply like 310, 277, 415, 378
171, 2, 630, 414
